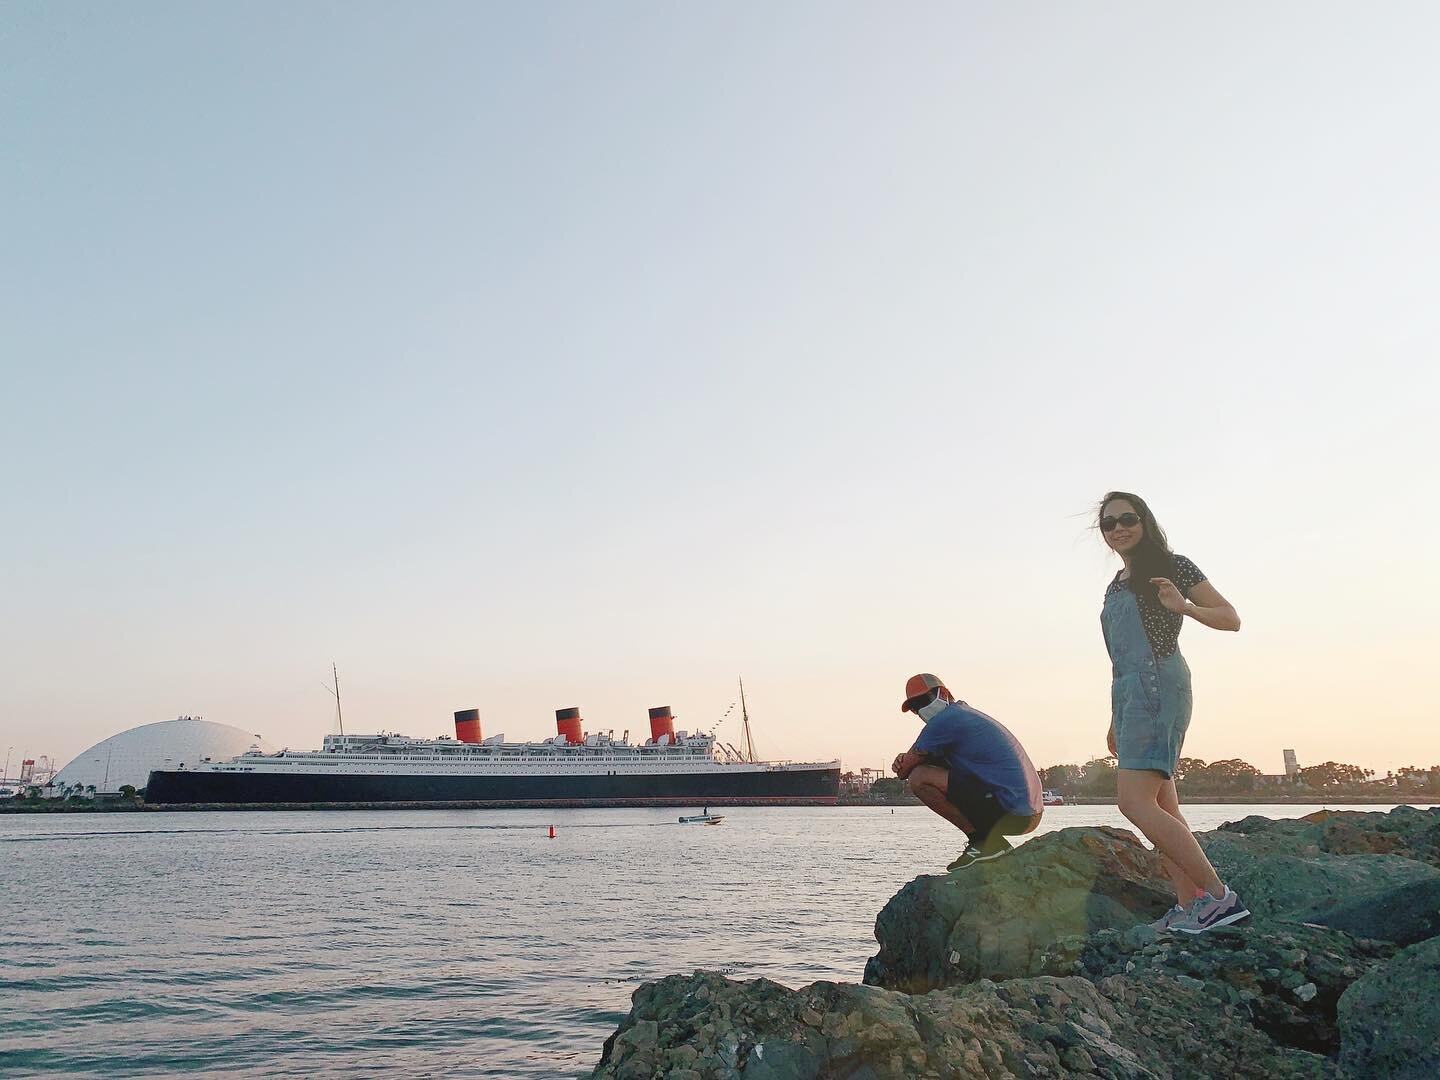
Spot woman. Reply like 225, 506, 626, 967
1098, 491, 1249, 934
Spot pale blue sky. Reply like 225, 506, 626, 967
4, 2, 1437, 776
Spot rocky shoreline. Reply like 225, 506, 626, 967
592, 807, 1440, 1078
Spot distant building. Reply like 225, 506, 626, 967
839, 767, 887, 797
51, 717, 274, 794
1283, 749, 1300, 779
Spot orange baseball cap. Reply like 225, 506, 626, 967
900, 673, 948, 712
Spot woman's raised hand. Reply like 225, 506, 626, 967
1150, 577, 1188, 614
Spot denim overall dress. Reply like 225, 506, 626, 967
1101, 583, 1193, 777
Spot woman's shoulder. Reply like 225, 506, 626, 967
1171, 553, 1206, 587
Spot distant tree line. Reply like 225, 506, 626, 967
850, 757, 1438, 802
1038, 756, 1440, 797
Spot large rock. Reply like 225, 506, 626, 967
1316, 806, 1440, 865
592, 809, 1440, 1078
1214, 806, 1440, 868
1202, 807, 1440, 947
1069, 921, 1394, 1056
1311, 876, 1440, 946
592, 969, 1335, 1079
864, 827, 1174, 993
1200, 833, 1439, 928
1338, 935, 1440, 1079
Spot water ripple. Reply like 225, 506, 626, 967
0, 803, 1367, 1077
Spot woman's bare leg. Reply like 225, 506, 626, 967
1156, 778, 1203, 901
1117, 769, 1222, 898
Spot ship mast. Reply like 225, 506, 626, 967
323, 662, 345, 736
739, 676, 757, 763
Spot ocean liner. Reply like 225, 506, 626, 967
144, 702, 840, 807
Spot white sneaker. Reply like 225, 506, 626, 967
1171, 888, 1251, 935
1148, 904, 1186, 932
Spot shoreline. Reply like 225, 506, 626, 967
841, 794, 1440, 807
1056, 793, 1440, 805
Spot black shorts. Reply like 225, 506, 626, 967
946, 771, 1037, 843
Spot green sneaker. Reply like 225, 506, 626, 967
947, 837, 1012, 871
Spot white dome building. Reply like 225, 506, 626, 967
52, 717, 274, 794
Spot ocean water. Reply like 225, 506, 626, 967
0, 803, 1391, 1078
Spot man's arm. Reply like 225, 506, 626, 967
892, 749, 927, 779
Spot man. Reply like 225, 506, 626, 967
892, 673, 1044, 869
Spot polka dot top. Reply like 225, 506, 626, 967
1105, 554, 1206, 659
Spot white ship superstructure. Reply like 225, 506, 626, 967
145, 702, 841, 807
197, 729, 837, 778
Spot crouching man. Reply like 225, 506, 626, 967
892, 673, 1044, 869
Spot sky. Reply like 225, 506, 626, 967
3, 2, 1438, 779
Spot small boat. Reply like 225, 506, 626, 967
679, 812, 725, 825
1042, 790, 1065, 806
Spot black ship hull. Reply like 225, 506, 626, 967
143, 766, 841, 808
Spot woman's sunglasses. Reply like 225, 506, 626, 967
1100, 512, 1141, 532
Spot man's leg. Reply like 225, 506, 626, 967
907, 765, 975, 834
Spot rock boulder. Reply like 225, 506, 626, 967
1200, 832, 1439, 928
1071, 920, 1394, 1055
592, 807, 1440, 1078
1338, 934, 1440, 1079
864, 827, 1174, 993
1311, 875, 1440, 946
1214, 806, 1440, 868
593, 969, 1336, 1079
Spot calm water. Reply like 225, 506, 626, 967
0, 803, 1389, 1078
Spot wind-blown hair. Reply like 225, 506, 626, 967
1098, 491, 1177, 605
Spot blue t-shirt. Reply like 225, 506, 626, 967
911, 701, 1043, 816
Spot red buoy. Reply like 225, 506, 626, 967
548, 824, 555, 838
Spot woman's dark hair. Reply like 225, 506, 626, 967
1098, 491, 1177, 605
